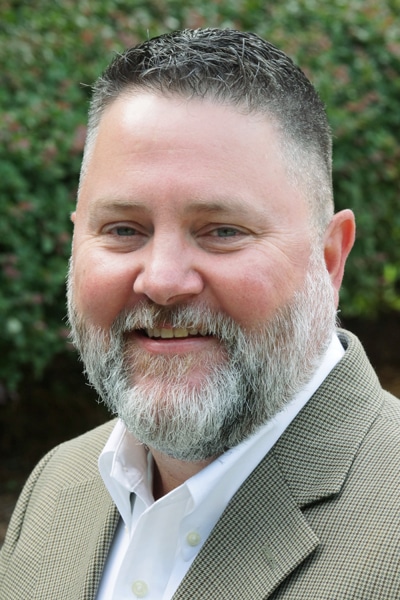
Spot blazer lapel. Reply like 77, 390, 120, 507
175, 331, 383, 599
174, 452, 319, 599
81, 493, 120, 600
273, 329, 383, 509
33, 475, 119, 600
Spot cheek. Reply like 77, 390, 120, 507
209, 268, 271, 327
212, 262, 303, 328
72, 258, 135, 328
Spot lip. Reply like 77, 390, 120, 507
127, 330, 220, 355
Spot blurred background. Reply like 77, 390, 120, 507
1, 0, 399, 542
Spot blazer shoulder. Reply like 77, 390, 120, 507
44, 419, 117, 483
0, 420, 117, 599
380, 388, 400, 420
1, 419, 116, 545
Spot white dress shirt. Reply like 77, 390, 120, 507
96, 334, 344, 599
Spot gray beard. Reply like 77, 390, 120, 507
67, 248, 337, 461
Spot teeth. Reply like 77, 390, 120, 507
145, 327, 206, 339
174, 327, 189, 338
160, 328, 174, 339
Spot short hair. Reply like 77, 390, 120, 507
81, 28, 334, 235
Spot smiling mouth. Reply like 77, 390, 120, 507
143, 327, 208, 339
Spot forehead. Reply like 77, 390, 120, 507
78, 92, 308, 222
87, 91, 283, 167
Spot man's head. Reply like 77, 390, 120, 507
68, 29, 355, 461
82, 28, 333, 235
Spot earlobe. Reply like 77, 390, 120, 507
323, 209, 356, 306
71, 211, 76, 223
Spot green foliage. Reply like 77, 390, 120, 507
1, 0, 399, 388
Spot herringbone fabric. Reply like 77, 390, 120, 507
1, 330, 399, 599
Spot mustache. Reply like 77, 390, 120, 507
112, 301, 240, 341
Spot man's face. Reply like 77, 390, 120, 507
68, 93, 336, 459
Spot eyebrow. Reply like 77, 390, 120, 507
87, 195, 254, 223
182, 199, 251, 218
87, 199, 150, 224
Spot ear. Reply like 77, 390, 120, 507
70, 211, 76, 223
323, 209, 355, 307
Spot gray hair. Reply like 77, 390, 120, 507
81, 28, 334, 234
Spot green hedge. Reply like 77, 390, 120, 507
1, 0, 399, 389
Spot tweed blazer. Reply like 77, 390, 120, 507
1, 329, 399, 599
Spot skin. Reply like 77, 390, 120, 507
71, 92, 355, 494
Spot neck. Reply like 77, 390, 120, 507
150, 447, 216, 499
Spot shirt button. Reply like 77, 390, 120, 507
186, 531, 201, 547
131, 580, 149, 597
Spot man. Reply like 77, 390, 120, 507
1, 28, 399, 599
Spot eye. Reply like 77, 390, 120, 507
196, 224, 249, 253
104, 223, 144, 237
113, 225, 137, 236
205, 226, 246, 240
213, 227, 241, 238
102, 223, 148, 250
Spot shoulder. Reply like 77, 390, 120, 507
0, 420, 118, 597
273, 329, 400, 504
42, 419, 117, 481
16, 419, 118, 493
356, 389, 400, 478
3, 419, 117, 530
335, 328, 400, 439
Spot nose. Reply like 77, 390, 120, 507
133, 235, 204, 305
